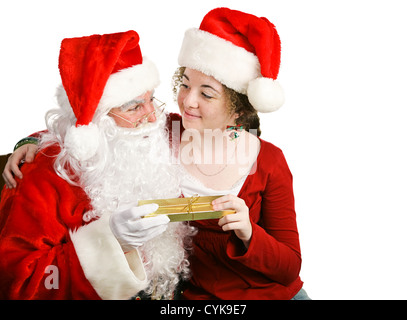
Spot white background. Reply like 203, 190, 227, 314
1, 0, 406, 300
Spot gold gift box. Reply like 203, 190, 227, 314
139, 195, 235, 222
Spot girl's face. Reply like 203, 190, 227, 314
177, 68, 238, 132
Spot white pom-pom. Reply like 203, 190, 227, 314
247, 77, 285, 113
65, 123, 100, 161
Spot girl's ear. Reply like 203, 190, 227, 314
233, 112, 242, 123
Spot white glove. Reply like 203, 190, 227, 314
109, 203, 169, 251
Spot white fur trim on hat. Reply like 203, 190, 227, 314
56, 58, 159, 118
98, 57, 160, 114
247, 77, 285, 113
65, 123, 100, 161
178, 28, 261, 94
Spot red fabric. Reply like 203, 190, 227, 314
0, 145, 100, 299
28, 130, 46, 139
59, 30, 142, 127
167, 114, 303, 300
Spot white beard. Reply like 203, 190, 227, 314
81, 114, 181, 217
44, 112, 195, 299
82, 115, 195, 299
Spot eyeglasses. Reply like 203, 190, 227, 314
108, 97, 166, 128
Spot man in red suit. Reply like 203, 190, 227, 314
0, 30, 193, 300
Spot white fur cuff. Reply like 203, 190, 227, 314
70, 213, 148, 300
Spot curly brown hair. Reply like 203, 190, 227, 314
172, 67, 261, 136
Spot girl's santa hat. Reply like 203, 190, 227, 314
58, 30, 160, 161
178, 7, 284, 113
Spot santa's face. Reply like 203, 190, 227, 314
108, 91, 159, 128
177, 68, 238, 133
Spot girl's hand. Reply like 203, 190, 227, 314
2, 143, 38, 188
213, 194, 252, 248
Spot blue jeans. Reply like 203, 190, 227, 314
291, 288, 311, 300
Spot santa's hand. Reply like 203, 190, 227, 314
109, 203, 169, 251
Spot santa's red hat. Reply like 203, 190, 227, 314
178, 7, 284, 113
58, 30, 160, 161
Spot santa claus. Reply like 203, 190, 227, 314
0, 30, 194, 300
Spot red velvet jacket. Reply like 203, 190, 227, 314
0, 145, 149, 300
0, 145, 99, 299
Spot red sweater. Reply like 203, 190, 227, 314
181, 135, 303, 300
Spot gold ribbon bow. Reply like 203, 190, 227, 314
181, 194, 200, 220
